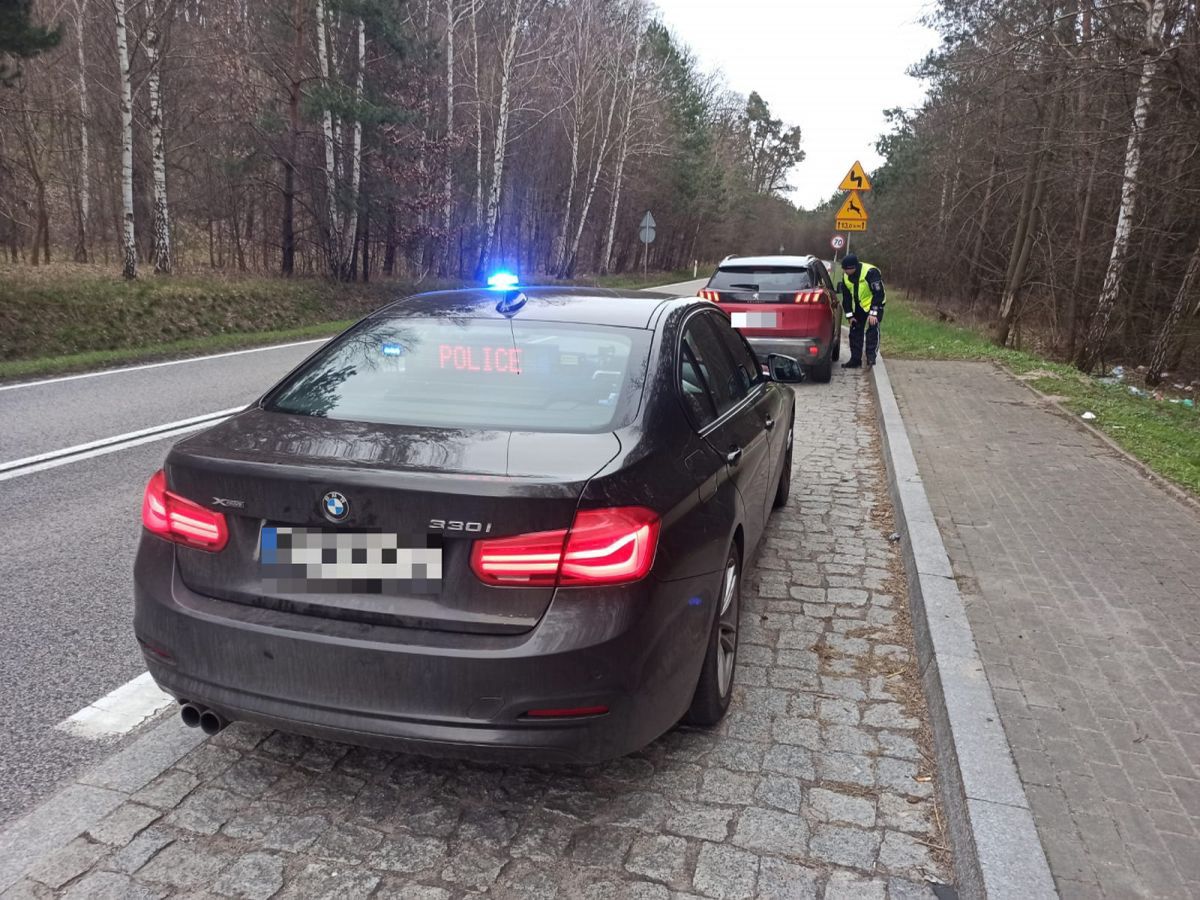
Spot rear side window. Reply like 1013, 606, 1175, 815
709, 265, 814, 293
680, 315, 744, 420
265, 317, 650, 433
703, 314, 763, 389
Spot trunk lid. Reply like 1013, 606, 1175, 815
165, 408, 620, 635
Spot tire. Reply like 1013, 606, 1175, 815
832, 337, 841, 362
806, 355, 833, 384
685, 545, 742, 727
772, 422, 793, 509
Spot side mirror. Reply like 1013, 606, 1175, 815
767, 353, 804, 383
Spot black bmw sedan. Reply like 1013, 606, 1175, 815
134, 286, 800, 763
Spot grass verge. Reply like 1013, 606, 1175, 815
885, 294, 1200, 497
0, 320, 356, 381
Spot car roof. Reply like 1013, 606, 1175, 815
715, 255, 818, 269
375, 285, 683, 329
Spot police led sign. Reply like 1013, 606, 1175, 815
438, 344, 523, 374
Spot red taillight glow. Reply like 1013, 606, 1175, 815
141, 470, 228, 552
808, 346, 820, 356
793, 290, 823, 304
525, 705, 609, 718
470, 506, 660, 587
698, 289, 720, 302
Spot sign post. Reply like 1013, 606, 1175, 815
639, 211, 656, 281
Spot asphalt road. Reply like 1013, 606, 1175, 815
0, 278, 707, 827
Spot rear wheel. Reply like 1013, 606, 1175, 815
832, 336, 841, 361
685, 546, 741, 726
806, 354, 833, 383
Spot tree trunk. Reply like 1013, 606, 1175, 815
115, 0, 137, 279
475, 0, 522, 279
1067, 92, 1109, 358
1076, 0, 1167, 372
438, 0, 455, 276
470, 0, 483, 240
145, 0, 172, 274
316, 0, 341, 277
281, 0, 303, 276
1146, 236, 1200, 386
383, 204, 396, 275
341, 16, 365, 280
73, 0, 91, 262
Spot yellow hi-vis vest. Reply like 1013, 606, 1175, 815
843, 263, 880, 313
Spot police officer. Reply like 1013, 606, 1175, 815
838, 254, 885, 368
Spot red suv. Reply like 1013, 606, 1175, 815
699, 255, 842, 383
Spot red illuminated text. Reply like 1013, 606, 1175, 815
438, 344, 523, 374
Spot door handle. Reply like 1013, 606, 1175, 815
725, 447, 743, 466
764, 416, 775, 431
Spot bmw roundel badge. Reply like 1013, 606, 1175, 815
322, 490, 349, 522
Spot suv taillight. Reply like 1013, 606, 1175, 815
699, 289, 720, 302
471, 507, 660, 587
793, 290, 824, 304
141, 469, 228, 552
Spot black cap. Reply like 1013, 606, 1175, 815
842, 254, 859, 269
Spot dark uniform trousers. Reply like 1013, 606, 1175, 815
848, 307, 884, 364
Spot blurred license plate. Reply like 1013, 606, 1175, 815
731, 311, 777, 328
260, 527, 442, 594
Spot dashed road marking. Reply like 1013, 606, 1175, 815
56, 672, 174, 740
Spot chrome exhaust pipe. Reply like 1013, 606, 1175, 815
198, 709, 228, 736
179, 702, 202, 729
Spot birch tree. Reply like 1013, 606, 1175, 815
114, 0, 137, 279
145, 0, 172, 273
71, 0, 91, 262
1075, 0, 1169, 371
315, 0, 341, 277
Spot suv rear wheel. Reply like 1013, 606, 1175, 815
806, 354, 833, 384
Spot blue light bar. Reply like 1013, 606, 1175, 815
487, 271, 519, 289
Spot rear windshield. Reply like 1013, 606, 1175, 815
264, 317, 650, 433
710, 266, 814, 292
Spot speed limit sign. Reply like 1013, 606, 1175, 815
831, 234, 846, 250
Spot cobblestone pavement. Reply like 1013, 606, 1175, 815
891, 359, 1200, 900
4, 371, 952, 899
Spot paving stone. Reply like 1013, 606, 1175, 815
700, 769, 757, 805
101, 826, 174, 875
439, 844, 507, 889
132, 770, 199, 809
213, 757, 291, 799
863, 703, 920, 730
878, 794, 935, 835
136, 841, 230, 889
212, 852, 284, 900
568, 825, 636, 867
625, 834, 690, 885
692, 842, 758, 900
166, 788, 245, 835
260, 814, 328, 852
755, 775, 804, 814
664, 801, 735, 842
818, 699, 860, 725
732, 807, 808, 857
367, 833, 447, 873
755, 857, 819, 899
0, 880, 53, 900
88, 803, 161, 847
809, 824, 881, 869
817, 752, 875, 788
276, 862, 379, 900
311, 822, 383, 864
827, 588, 869, 607
27, 838, 106, 889
808, 788, 877, 828
879, 830, 936, 875
823, 869, 887, 900
61, 871, 163, 900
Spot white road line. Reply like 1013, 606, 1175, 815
0, 406, 242, 482
56, 672, 174, 740
0, 338, 327, 393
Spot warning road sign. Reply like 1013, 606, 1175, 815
838, 161, 872, 192
836, 220, 867, 232
835, 191, 868, 223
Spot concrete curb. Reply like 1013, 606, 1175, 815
0, 712, 205, 894
871, 357, 1056, 900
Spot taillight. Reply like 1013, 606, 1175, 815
793, 291, 823, 304
141, 470, 228, 552
471, 506, 659, 587
699, 289, 720, 302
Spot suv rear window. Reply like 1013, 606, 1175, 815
709, 266, 814, 292
264, 317, 650, 433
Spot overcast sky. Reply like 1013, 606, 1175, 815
652, 0, 941, 210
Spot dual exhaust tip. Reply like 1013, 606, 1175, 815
179, 701, 228, 736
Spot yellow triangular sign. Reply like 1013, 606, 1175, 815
838, 161, 872, 192
835, 191, 868, 221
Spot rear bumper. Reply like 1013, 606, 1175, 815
133, 535, 717, 764
747, 335, 827, 364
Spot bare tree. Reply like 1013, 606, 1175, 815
144, 0, 172, 273
114, 0, 137, 278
